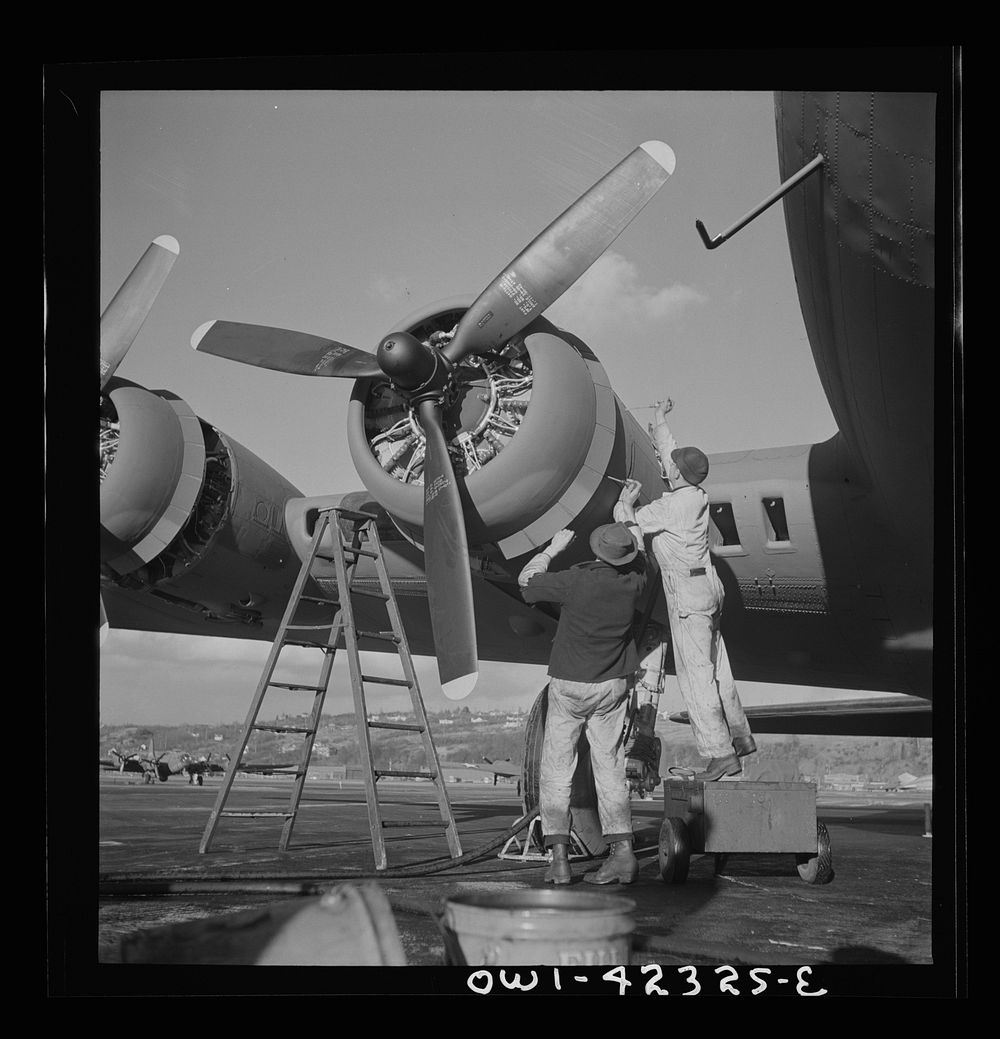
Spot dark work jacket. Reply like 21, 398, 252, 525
521, 559, 647, 682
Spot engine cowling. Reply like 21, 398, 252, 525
100, 380, 207, 576
100, 377, 307, 629
347, 301, 666, 563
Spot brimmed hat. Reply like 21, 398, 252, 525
589, 522, 639, 566
671, 446, 709, 485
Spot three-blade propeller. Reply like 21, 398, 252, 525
192, 142, 676, 698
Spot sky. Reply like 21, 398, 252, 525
97, 87, 904, 725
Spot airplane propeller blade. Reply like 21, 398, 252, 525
100, 235, 180, 389
191, 320, 383, 379
417, 399, 478, 700
184, 141, 675, 704
444, 141, 675, 365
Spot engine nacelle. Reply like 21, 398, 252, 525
100, 378, 306, 628
100, 380, 206, 575
347, 301, 666, 562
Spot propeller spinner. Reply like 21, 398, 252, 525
192, 142, 676, 698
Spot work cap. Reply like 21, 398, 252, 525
589, 522, 639, 566
671, 446, 710, 485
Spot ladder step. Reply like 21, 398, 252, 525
252, 723, 316, 734
267, 682, 326, 693
298, 595, 339, 606
285, 623, 336, 631
282, 639, 334, 651
361, 674, 413, 687
375, 769, 437, 779
350, 587, 390, 600
380, 821, 449, 830
317, 547, 379, 560
357, 630, 401, 643
342, 545, 379, 558
221, 811, 295, 818
368, 721, 424, 732
237, 764, 304, 774
335, 508, 378, 522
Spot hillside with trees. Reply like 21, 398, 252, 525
100, 707, 931, 787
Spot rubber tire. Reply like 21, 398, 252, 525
714, 853, 730, 875
658, 816, 691, 884
796, 821, 834, 884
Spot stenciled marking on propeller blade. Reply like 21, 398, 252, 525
313, 345, 354, 371
498, 271, 538, 316
424, 473, 452, 503
476, 310, 494, 329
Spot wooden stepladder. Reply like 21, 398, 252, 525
199, 506, 463, 869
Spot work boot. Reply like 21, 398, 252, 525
694, 754, 742, 781
544, 843, 572, 885
584, 840, 639, 885
733, 735, 757, 757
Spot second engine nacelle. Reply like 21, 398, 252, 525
100, 377, 306, 628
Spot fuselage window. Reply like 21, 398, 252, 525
763, 497, 791, 543
709, 502, 741, 547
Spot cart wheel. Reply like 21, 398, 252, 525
714, 853, 730, 876
658, 816, 691, 884
796, 821, 834, 884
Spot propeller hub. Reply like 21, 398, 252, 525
377, 331, 448, 393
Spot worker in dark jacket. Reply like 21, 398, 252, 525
518, 508, 646, 885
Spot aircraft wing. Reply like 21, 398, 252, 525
668, 696, 931, 737
476, 758, 521, 778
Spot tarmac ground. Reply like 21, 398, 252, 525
61, 773, 959, 996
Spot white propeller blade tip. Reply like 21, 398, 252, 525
191, 320, 217, 350
442, 673, 478, 701
152, 235, 180, 255
640, 141, 676, 175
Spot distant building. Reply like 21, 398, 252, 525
823, 772, 867, 791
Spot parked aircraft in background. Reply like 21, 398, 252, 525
896, 772, 933, 791
101, 746, 154, 781
470, 757, 520, 782
177, 753, 231, 785
464, 757, 522, 797
99, 92, 945, 747
100, 736, 161, 783
99, 733, 231, 784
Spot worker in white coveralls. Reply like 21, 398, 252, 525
518, 513, 646, 886
615, 399, 756, 781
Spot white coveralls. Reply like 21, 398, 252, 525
616, 426, 751, 760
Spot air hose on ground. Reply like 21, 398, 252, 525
98, 807, 542, 898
